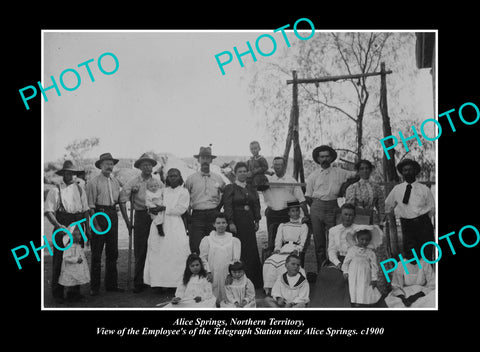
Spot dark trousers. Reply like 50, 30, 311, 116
400, 213, 435, 261
90, 207, 119, 292
52, 211, 86, 299
188, 209, 218, 254
308, 199, 339, 271
265, 207, 290, 252
133, 210, 152, 288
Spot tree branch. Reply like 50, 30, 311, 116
301, 85, 357, 123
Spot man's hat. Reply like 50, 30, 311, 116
396, 158, 421, 175
94, 152, 119, 169
55, 160, 83, 176
194, 146, 216, 159
312, 145, 337, 164
134, 153, 157, 169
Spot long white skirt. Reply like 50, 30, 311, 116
385, 285, 436, 308
144, 214, 190, 288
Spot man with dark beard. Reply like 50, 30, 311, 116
305, 145, 357, 272
86, 153, 125, 295
385, 159, 435, 260
185, 146, 226, 254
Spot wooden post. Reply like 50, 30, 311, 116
380, 62, 400, 256
283, 71, 297, 170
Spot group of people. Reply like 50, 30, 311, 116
44, 141, 436, 308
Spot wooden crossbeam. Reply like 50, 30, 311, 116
286, 70, 392, 85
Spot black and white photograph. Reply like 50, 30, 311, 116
40, 29, 437, 311
7, 9, 479, 347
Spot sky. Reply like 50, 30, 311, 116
42, 30, 434, 163
43, 31, 281, 162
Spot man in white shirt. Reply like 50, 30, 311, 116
45, 160, 90, 303
385, 159, 435, 260
262, 157, 309, 254
305, 145, 357, 271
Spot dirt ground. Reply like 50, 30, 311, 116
42, 194, 394, 309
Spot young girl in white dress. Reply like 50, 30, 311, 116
58, 225, 90, 302
342, 226, 383, 307
164, 253, 216, 308
199, 213, 241, 306
220, 261, 256, 308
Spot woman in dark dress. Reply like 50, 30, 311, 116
222, 162, 263, 288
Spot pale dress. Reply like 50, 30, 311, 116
342, 245, 382, 304
58, 240, 90, 287
143, 186, 191, 288
385, 259, 436, 308
199, 231, 241, 304
164, 275, 217, 308
262, 221, 308, 289
220, 275, 256, 308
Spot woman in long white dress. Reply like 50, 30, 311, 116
199, 213, 241, 305
144, 168, 191, 289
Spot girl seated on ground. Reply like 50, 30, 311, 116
163, 253, 217, 308
220, 260, 256, 308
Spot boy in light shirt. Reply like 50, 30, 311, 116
264, 254, 310, 308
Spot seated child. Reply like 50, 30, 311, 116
262, 201, 308, 295
342, 226, 383, 307
164, 253, 216, 308
264, 254, 310, 308
220, 261, 256, 308
145, 178, 165, 237
58, 224, 90, 302
246, 141, 272, 190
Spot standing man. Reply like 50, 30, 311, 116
385, 159, 435, 260
185, 146, 225, 254
119, 153, 164, 293
86, 153, 125, 295
262, 156, 309, 255
45, 160, 90, 304
305, 145, 357, 271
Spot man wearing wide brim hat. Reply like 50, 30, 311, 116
304, 145, 357, 272
45, 160, 90, 303
55, 160, 84, 176
185, 146, 225, 254
385, 158, 435, 260
396, 158, 421, 176
86, 153, 126, 295
94, 152, 119, 169
119, 152, 164, 293
193, 146, 217, 159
